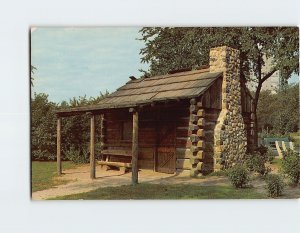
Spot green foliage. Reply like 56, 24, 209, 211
257, 85, 299, 134
289, 131, 300, 148
31, 92, 109, 161
227, 165, 250, 188
256, 145, 268, 157
281, 150, 300, 185
245, 152, 270, 175
265, 174, 285, 198
31, 93, 57, 160
64, 146, 89, 164
139, 27, 299, 81
266, 149, 276, 163
139, 27, 299, 142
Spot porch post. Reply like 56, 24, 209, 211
90, 113, 96, 179
130, 108, 139, 185
57, 117, 62, 175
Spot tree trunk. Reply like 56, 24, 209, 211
252, 81, 263, 148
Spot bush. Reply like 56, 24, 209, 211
256, 145, 268, 157
65, 146, 89, 164
266, 149, 276, 163
245, 152, 270, 175
265, 174, 285, 197
281, 149, 300, 185
227, 165, 250, 188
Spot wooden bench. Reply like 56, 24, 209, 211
98, 149, 132, 173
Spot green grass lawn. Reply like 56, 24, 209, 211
49, 183, 266, 200
31, 161, 77, 192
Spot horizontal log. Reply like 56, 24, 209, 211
189, 124, 199, 131
176, 148, 192, 159
197, 129, 205, 137
197, 118, 206, 126
97, 161, 132, 168
190, 145, 199, 153
197, 109, 205, 117
176, 159, 192, 169
190, 150, 204, 160
189, 104, 198, 113
189, 114, 199, 123
138, 160, 154, 169
190, 158, 200, 165
190, 134, 199, 143
176, 128, 189, 137
197, 140, 205, 149
102, 149, 131, 157
176, 169, 191, 174
196, 162, 204, 171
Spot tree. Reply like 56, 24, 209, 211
257, 84, 299, 134
139, 27, 299, 145
31, 92, 109, 161
31, 93, 58, 160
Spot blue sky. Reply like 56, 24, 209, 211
31, 27, 299, 103
31, 27, 149, 103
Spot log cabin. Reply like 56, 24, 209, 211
56, 46, 255, 182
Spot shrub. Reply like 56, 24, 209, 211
64, 146, 89, 164
245, 152, 270, 175
265, 174, 285, 198
266, 149, 276, 163
256, 145, 268, 157
227, 165, 250, 188
281, 149, 300, 185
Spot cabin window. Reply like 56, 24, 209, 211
121, 121, 132, 140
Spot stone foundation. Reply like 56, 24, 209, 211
210, 46, 247, 170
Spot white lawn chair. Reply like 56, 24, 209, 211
275, 141, 283, 158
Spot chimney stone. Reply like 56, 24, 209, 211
209, 46, 247, 170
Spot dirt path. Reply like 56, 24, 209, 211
32, 165, 230, 200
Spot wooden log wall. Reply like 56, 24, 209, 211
176, 79, 222, 175
103, 104, 191, 170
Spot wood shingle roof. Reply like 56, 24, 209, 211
56, 68, 222, 115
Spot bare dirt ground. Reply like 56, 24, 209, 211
32, 164, 300, 200
32, 165, 229, 200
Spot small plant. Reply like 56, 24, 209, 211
265, 174, 285, 198
256, 145, 268, 157
266, 149, 276, 163
281, 149, 300, 185
245, 152, 270, 176
227, 164, 250, 188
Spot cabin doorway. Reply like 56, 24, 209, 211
156, 121, 176, 174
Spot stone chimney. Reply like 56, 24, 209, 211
209, 46, 247, 170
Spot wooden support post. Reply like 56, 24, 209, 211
130, 108, 139, 185
57, 117, 62, 175
90, 114, 96, 179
